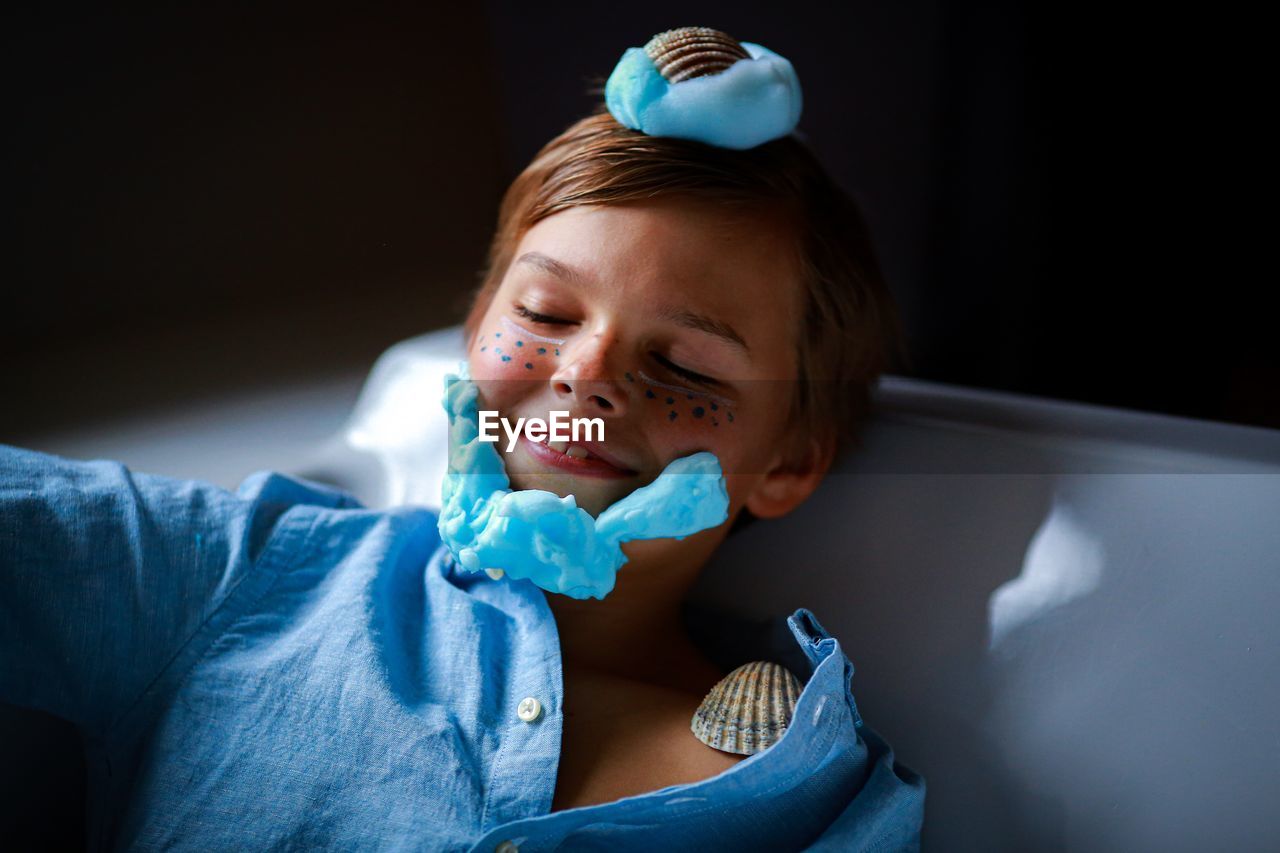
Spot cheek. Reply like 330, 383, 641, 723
627, 375, 761, 482
471, 322, 562, 382
630, 374, 739, 433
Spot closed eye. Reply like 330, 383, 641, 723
652, 353, 719, 387
513, 304, 571, 326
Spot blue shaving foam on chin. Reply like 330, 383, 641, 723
437, 361, 730, 600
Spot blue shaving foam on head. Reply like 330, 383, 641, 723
437, 362, 730, 600
604, 41, 802, 150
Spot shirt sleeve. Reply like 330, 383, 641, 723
0, 442, 342, 738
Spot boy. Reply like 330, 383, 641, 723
1, 32, 924, 851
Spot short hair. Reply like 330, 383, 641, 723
463, 105, 907, 483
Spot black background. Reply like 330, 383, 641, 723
0, 1, 1272, 848
3, 1, 1275, 443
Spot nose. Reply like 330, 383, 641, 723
550, 332, 629, 418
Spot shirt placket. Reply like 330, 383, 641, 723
476, 580, 565, 837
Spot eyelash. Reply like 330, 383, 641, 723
511, 304, 720, 387
513, 304, 564, 326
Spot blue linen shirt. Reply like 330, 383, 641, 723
0, 442, 925, 851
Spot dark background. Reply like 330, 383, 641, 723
0, 1, 1271, 849
3, 1, 1275, 444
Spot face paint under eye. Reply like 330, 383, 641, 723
501, 314, 566, 345
636, 369, 735, 409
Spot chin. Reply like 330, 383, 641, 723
504, 470, 614, 517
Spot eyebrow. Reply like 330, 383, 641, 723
515, 251, 588, 288
514, 251, 751, 355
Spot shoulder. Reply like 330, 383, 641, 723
237, 472, 444, 575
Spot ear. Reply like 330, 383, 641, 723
744, 432, 836, 520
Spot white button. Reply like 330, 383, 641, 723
516, 696, 542, 722
484, 567, 505, 580
494, 842, 519, 853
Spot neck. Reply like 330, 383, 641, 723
544, 533, 724, 691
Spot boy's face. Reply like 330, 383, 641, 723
466, 198, 811, 525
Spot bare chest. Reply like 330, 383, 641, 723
550, 668, 747, 812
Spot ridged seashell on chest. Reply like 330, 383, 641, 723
643, 26, 752, 83
690, 660, 804, 755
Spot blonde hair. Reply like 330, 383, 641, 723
462, 106, 908, 471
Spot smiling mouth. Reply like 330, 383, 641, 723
519, 434, 637, 479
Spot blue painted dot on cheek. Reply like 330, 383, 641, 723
710, 402, 718, 411
495, 332, 502, 338
537, 347, 546, 354
692, 406, 705, 418
668, 411, 677, 421
525, 362, 533, 369
516, 340, 523, 347
665, 397, 674, 405
554, 349, 560, 356
645, 389, 656, 399
481, 346, 487, 352
502, 356, 512, 362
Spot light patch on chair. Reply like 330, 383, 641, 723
988, 497, 1105, 651
344, 353, 454, 508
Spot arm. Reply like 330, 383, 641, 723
0, 443, 297, 737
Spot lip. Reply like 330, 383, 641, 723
520, 434, 637, 479
566, 439, 637, 473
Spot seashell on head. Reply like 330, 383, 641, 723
644, 26, 752, 84
690, 660, 804, 755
